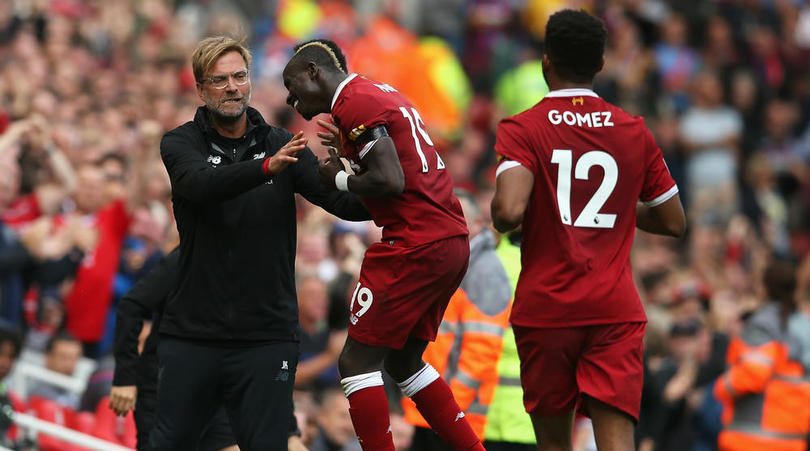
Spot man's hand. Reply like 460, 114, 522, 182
265, 131, 307, 176
288, 435, 308, 451
109, 385, 137, 416
318, 147, 344, 189
316, 119, 343, 155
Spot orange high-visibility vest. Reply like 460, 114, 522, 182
714, 304, 810, 451
402, 288, 510, 438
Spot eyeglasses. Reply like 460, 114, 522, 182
201, 70, 250, 90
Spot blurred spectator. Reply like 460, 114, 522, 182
0, 324, 22, 447
61, 162, 132, 357
679, 70, 742, 224
295, 273, 346, 392
714, 259, 809, 451
484, 231, 536, 451
29, 331, 83, 410
653, 12, 699, 111
309, 386, 362, 451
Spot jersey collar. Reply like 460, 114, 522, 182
331, 73, 359, 111
545, 88, 599, 98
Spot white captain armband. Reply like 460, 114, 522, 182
335, 170, 350, 191
496, 159, 523, 177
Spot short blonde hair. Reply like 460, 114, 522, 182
191, 36, 252, 83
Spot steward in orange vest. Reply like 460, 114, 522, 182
714, 261, 810, 451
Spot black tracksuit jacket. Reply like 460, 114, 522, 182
159, 106, 368, 343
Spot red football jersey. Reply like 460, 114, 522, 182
331, 74, 468, 246
495, 89, 677, 327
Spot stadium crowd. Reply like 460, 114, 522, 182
0, 0, 809, 449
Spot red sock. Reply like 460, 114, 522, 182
346, 385, 395, 450
411, 378, 484, 450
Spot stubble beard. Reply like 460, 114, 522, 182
207, 90, 251, 123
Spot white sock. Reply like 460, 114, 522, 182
341, 371, 384, 397
397, 363, 440, 398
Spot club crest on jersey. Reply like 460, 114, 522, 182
572, 96, 584, 106
207, 155, 221, 165
349, 124, 365, 141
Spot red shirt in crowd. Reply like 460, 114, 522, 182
1, 193, 41, 229
495, 88, 677, 328
63, 199, 131, 342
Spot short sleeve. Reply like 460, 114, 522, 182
332, 89, 390, 145
494, 117, 538, 174
640, 128, 678, 206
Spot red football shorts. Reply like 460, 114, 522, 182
347, 235, 469, 349
513, 322, 646, 421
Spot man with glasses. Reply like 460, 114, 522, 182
152, 35, 369, 450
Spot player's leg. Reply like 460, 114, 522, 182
220, 341, 298, 450
513, 325, 586, 451
149, 337, 222, 451
576, 322, 645, 451
338, 336, 395, 451
387, 337, 484, 451
583, 395, 634, 451
529, 410, 576, 451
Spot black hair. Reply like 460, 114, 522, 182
45, 331, 79, 354
96, 152, 128, 171
291, 39, 347, 74
0, 326, 22, 359
544, 9, 607, 83
763, 258, 797, 329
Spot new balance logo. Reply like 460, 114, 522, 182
253, 152, 266, 159
455, 411, 465, 422
282, 360, 288, 370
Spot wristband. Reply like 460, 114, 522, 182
262, 158, 274, 177
335, 170, 350, 191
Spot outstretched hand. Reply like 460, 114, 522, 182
266, 131, 307, 176
318, 147, 344, 189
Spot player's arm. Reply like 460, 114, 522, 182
318, 125, 404, 198
110, 248, 178, 416
635, 194, 686, 237
491, 160, 534, 233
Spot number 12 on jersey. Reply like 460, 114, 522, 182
551, 149, 618, 229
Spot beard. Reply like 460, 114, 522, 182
206, 90, 251, 122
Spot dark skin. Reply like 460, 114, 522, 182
281, 57, 426, 381
282, 60, 405, 199
490, 54, 686, 451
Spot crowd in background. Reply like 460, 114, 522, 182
1, 0, 810, 449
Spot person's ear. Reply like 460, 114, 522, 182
307, 62, 319, 80
195, 82, 205, 102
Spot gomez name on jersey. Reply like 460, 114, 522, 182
548, 109, 614, 128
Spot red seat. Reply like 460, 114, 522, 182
27, 395, 70, 451
93, 396, 136, 446
7, 390, 26, 441
66, 410, 96, 434
65, 410, 96, 451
